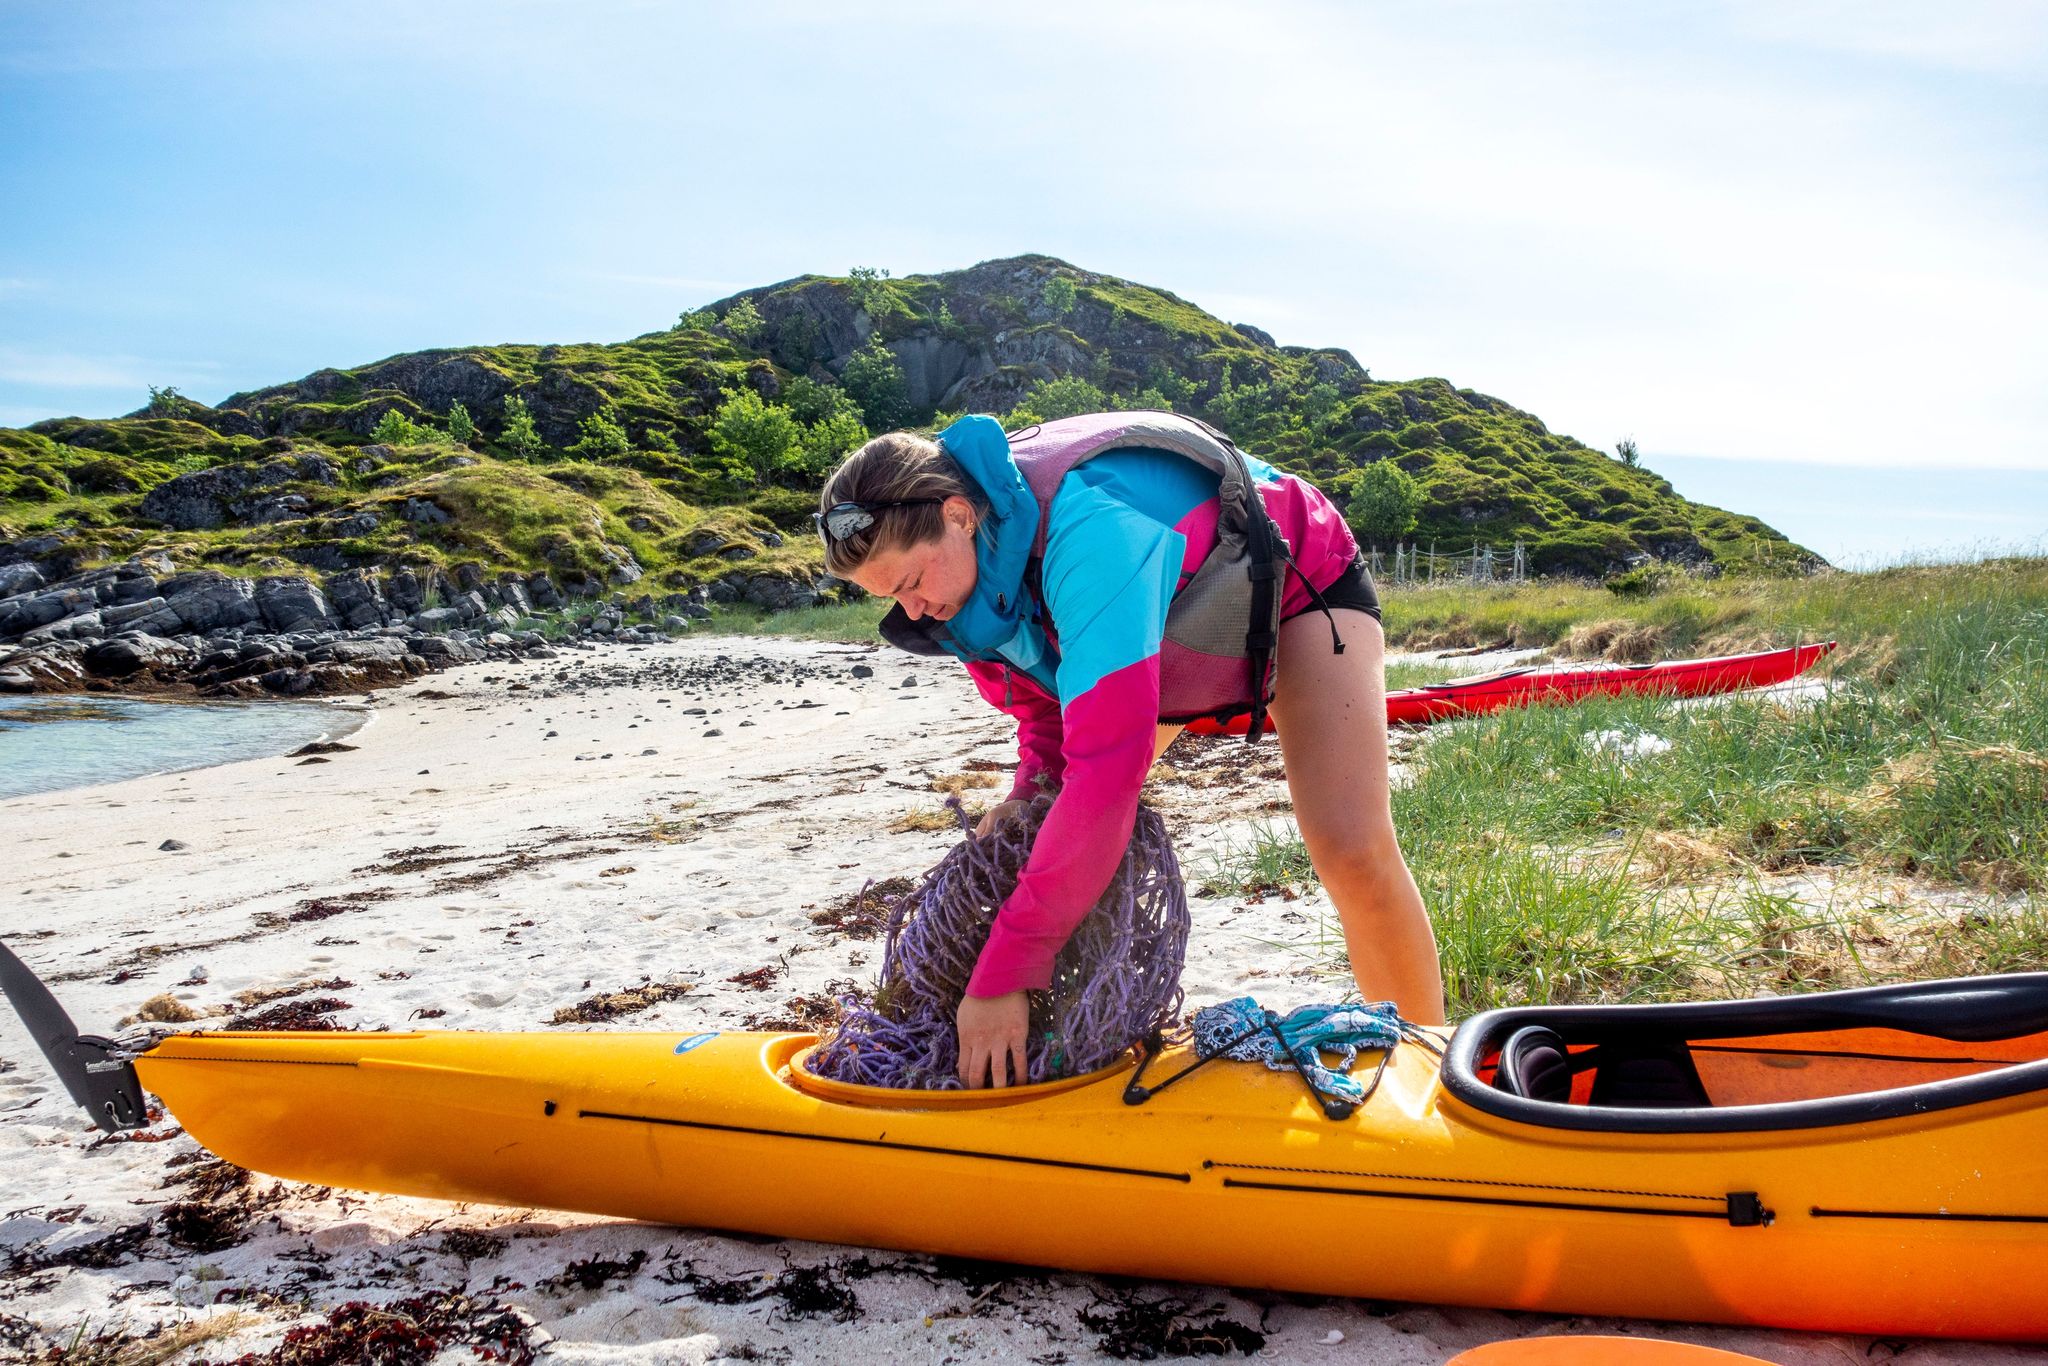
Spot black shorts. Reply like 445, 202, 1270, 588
1285, 555, 1382, 624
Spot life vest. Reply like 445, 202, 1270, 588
881, 411, 1297, 738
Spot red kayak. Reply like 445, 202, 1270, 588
1191, 641, 1836, 735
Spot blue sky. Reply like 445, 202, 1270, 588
2, 0, 2042, 564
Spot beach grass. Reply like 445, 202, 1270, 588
696, 599, 888, 642
1205, 556, 2048, 1011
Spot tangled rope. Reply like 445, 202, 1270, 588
807, 795, 1190, 1089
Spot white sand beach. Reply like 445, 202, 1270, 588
0, 636, 2026, 1364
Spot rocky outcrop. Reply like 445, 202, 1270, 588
139, 455, 339, 531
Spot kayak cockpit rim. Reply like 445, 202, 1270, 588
1442, 972, 2048, 1134
776, 1035, 1140, 1109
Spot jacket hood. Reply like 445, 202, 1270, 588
925, 414, 1037, 657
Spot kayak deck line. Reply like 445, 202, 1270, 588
142, 1053, 360, 1067
1810, 1206, 2048, 1225
575, 1106, 1195, 1183
1688, 1042, 2034, 1067
1202, 1159, 1725, 1206
1219, 1177, 1771, 1225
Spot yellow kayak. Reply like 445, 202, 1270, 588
112, 973, 2048, 1341
4, 944, 2044, 1341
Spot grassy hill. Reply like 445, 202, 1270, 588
0, 255, 1816, 593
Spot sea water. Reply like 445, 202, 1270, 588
0, 696, 370, 799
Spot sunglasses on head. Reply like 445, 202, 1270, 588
814, 499, 944, 544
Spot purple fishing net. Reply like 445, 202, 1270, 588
807, 795, 1189, 1089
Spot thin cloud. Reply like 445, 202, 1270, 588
584, 272, 749, 294
0, 346, 221, 391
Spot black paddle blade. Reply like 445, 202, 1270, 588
0, 938, 147, 1133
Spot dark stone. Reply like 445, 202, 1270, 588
255, 577, 334, 633
160, 573, 262, 633
386, 567, 426, 613
323, 568, 389, 628
0, 563, 47, 598
84, 634, 185, 678
0, 587, 97, 639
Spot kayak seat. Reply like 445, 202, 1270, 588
1588, 1042, 1712, 1110
1492, 1027, 1572, 1103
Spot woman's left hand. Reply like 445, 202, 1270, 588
956, 991, 1030, 1088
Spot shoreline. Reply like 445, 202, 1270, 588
0, 635, 2019, 1364
0, 693, 375, 802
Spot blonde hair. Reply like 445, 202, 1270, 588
818, 431, 989, 577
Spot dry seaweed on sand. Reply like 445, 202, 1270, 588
160, 1158, 282, 1253
6, 1220, 154, 1275
1078, 1291, 1267, 1360
544, 1248, 646, 1292
547, 979, 693, 1025
726, 964, 784, 992
223, 997, 353, 1032
198, 1290, 540, 1366
436, 1229, 506, 1262
809, 876, 915, 939
654, 1255, 873, 1322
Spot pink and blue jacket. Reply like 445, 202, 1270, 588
881, 414, 1360, 998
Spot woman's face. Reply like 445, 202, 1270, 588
847, 495, 981, 622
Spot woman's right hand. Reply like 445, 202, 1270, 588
974, 799, 1028, 838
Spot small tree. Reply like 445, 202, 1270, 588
782, 375, 859, 428
1346, 459, 1425, 546
1011, 375, 1106, 426
1615, 436, 1640, 467
146, 384, 189, 418
372, 408, 438, 445
1300, 382, 1341, 433
721, 297, 766, 345
567, 408, 631, 459
1041, 275, 1077, 318
790, 406, 871, 480
446, 401, 476, 447
1207, 361, 1276, 442
708, 388, 804, 485
840, 334, 911, 431
676, 307, 715, 332
500, 395, 545, 459
848, 265, 892, 315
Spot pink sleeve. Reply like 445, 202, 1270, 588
963, 661, 1066, 801
965, 656, 1160, 997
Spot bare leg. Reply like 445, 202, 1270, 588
1267, 609, 1446, 1024
1153, 723, 1184, 764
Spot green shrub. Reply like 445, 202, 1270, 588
1347, 459, 1424, 546
1010, 375, 1106, 425
500, 394, 545, 459
708, 387, 802, 486
722, 297, 767, 345
567, 408, 631, 460
849, 266, 892, 315
1041, 275, 1077, 317
447, 401, 476, 446
841, 335, 912, 431
372, 409, 440, 445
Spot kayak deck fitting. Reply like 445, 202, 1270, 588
12, 957, 2039, 1342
